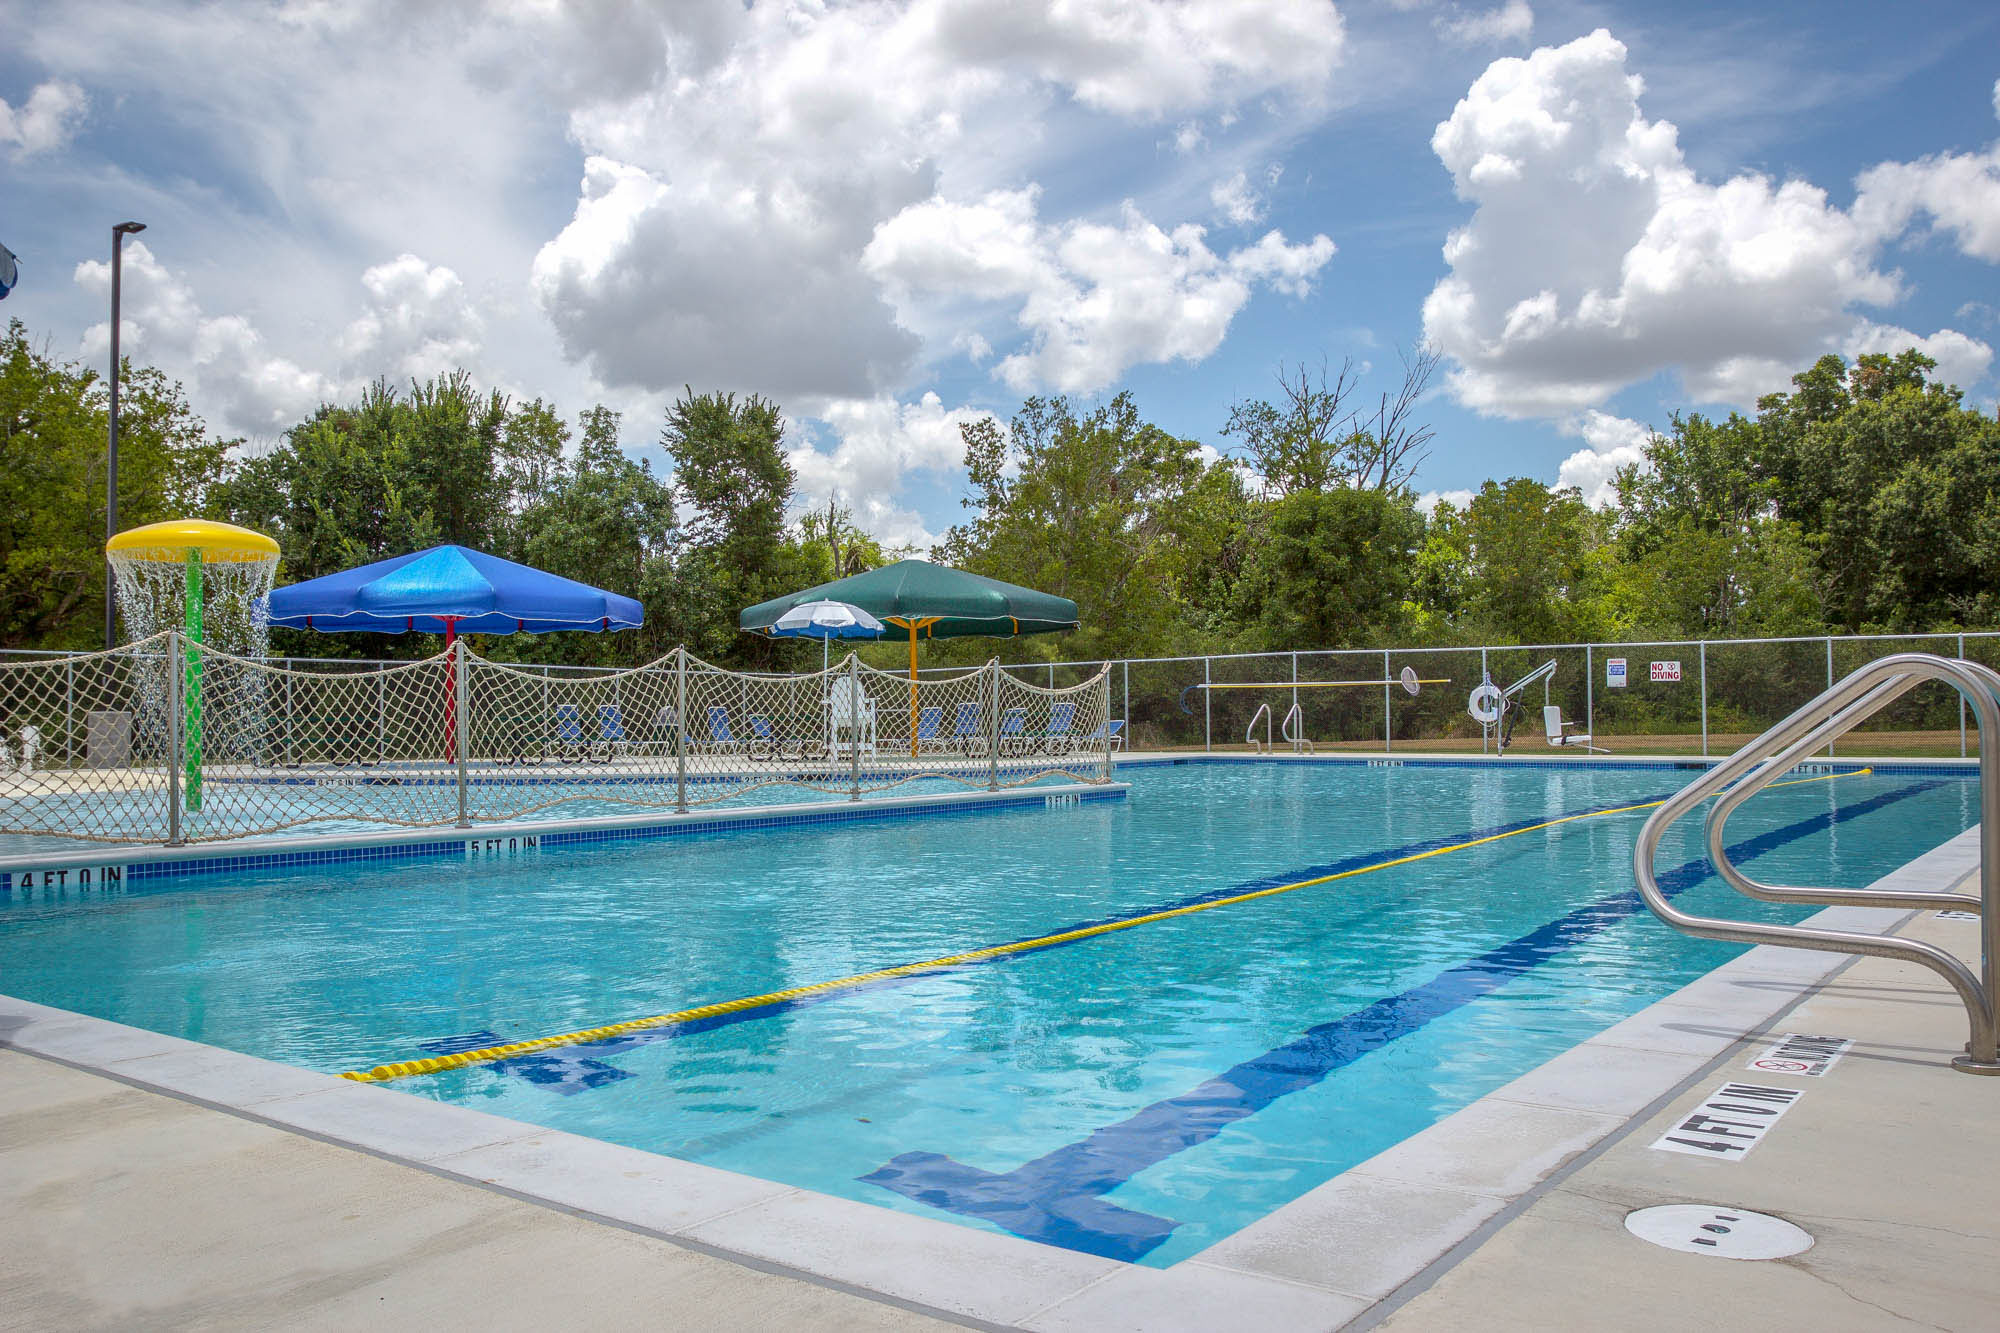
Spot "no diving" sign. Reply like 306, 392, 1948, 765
1747, 1033, 1851, 1078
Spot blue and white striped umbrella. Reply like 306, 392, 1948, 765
767, 598, 884, 669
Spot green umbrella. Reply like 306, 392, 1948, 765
741, 558, 1080, 755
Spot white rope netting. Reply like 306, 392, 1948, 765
0, 635, 1113, 844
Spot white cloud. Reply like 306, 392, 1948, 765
789, 393, 998, 550
531, 0, 1346, 409
74, 243, 494, 440
1554, 410, 1652, 507
1417, 487, 1476, 512
1851, 92, 2000, 263
339, 255, 484, 383
1174, 120, 1207, 154
1211, 171, 1266, 225
864, 187, 1334, 393
1422, 29, 1990, 420
0, 79, 86, 156
74, 242, 335, 437
1434, 2, 1533, 48
1842, 321, 1994, 392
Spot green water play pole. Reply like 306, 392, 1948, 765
183, 549, 203, 812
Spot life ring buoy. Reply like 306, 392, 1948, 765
1467, 683, 1504, 725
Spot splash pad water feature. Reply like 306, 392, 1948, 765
106, 520, 280, 811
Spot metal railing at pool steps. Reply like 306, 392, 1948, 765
1634, 653, 2000, 1075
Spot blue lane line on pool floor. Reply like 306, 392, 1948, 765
423, 789, 1683, 1080
859, 779, 1943, 1262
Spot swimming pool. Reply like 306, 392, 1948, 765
0, 760, 1974, 1266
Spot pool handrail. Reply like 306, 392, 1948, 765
1632, 651, 1999, 1075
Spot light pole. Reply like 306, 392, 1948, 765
105, 220, 146, 648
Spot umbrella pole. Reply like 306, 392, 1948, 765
908, 629, 920, 759
443, 616, 459, 764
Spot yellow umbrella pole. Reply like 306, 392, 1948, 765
887, 616, 939, 758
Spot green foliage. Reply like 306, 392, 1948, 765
1230, 487, 1423, 651
0, 319, 228, 648
937, 393, 1247, 660
659, 389, 819, 668
9, 310, 2000, 669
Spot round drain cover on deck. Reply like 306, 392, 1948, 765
1625, 1205, 1813, 1260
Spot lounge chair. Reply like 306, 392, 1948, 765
747, 714, 793, 762
996, 706, 1028, 756
597, 703, 627, 755
1082, 718, 1126, 751
1037, 701, 1078, 754
948, 700, 983, 754
1543, 705, 1607, 754
914, 705, 945, 753
707, 705, 749, 754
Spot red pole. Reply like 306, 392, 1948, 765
443, 617, 459, 762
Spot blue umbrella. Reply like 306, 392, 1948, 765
762, 598, 884, 670
262, 544, 642, 645
0, 242, 18, 300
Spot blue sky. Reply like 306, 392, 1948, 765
3, 0, 1997, 548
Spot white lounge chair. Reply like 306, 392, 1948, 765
1544, 705, 1606, 754
826, 675, 877, 756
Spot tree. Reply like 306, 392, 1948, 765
660, 389, 817, 665
1230, 486, 1424, 650
511, 406, 679, 664
938, 393, 1246, 659
1221, 346, 1440, 494
1455, 478, 1614, 643
0, 320, 228, 647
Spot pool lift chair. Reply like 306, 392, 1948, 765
1543, 705, 1606, 754
1467, 659, 1597, 756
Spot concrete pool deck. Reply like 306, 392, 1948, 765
3, 830, 1992, 1329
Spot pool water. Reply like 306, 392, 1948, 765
0, 762, 1974, 1265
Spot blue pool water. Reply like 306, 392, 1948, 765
0, 761, 1975, 1265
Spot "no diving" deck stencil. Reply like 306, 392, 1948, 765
1747, 1033, 1851, 1078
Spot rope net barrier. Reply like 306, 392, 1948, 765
0, 634, 1114, 845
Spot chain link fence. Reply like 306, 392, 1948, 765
0, 636, 1114, 846
935, 631, 1999, 759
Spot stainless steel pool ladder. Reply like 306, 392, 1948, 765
1633, 653, 2000, 1075
1246, 702, 1314, 754
1281, 703, 1314, 755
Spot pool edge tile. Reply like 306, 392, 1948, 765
428, 1131, 795, 1235
680, 1183, 1121, 1325
1019, 1259, 1370, 1333
1194, 1173, 1508, 1303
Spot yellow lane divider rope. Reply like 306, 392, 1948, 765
341, 767, 1867, 1083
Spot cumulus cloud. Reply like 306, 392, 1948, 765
338, 255, 485, 383
789, 393, 997, 550
75, 244, 491, 440
1211, 172, 1266, 225
75, 242, 335, 437
1554, 410, 1652, 507
0, 79, 86, 155
1422, 29, 1988, 419
864, 187, 1334, 393
1434, 2, 1533, 47
1842, 321, 1993, 392
1416, 487, 1477, 512
532, 0, 1346, 409
1851, 86, 2000, 263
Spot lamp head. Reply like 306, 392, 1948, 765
113, 221, 146, 236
